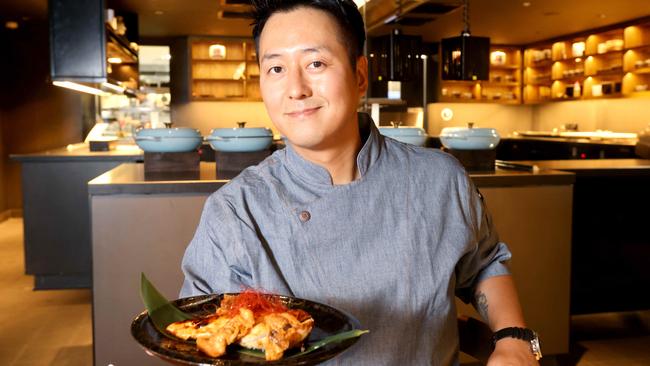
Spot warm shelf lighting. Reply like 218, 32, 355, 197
353, 0, 369, 8
107, 57, 123, 64
53, 81, 108, 96
101, 82, 125, 93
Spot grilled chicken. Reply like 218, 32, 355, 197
165, 294, 314, 360
239, 310, 314, 360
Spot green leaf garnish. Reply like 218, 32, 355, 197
289, 330, 369, 358
139, 273, 369, 357
140, 273, 192, 336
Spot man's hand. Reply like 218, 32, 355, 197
487, 338, 539, 366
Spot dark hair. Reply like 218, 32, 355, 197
250, 0, 366, 68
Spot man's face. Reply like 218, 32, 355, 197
258, 7, 368, 151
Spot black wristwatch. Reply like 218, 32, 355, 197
492, 327, 542, 360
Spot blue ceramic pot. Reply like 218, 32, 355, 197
206, 123, 273, 152
134, 128, 203, 153
379, 126, 428, 147
440, 125, 500, 150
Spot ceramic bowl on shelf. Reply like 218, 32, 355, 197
379, 123, 428, 147
134, 128, 203, 153
440, 123, 500, 150
206, 122, 273, 152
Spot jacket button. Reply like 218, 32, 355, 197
299, 211, 311, 222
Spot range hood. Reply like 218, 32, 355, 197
363, 0, 461, 32
49, 0, 138, 96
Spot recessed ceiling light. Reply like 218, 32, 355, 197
522, 2, 531, 7
154, 10, 164, 15
5, 21, 19, 29
599, 13, 606, 19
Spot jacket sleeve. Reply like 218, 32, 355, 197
454, 172, 512, 304
179, 193, 251, 297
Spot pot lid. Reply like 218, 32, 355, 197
440, 123, 499, 138
379, 126, 426, 137
210, 122, 273, 138
135, 127, 201, 138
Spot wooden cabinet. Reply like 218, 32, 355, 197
523, 45, 553, 103
190, 38, 261, 101
524, 19, 650, 103
439, 46, 521, 104
622, 22, 650, 96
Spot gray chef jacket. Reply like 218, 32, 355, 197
180, 112, 512, 365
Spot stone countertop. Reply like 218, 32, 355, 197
502, 136, 637, 147
88, 161, 576, 196
11, 143, 144, 162
510, 159, 650, 176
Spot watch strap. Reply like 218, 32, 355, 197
493, 327, 543, 360
492, 327, 535, 344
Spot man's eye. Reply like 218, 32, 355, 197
268, 66, 283, 74
308, 61, 324, 69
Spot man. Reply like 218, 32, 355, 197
181, 0, 540, 364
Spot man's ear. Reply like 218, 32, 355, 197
356, 55, 369, 98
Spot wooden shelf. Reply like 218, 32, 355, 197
584, 50, 624, 57
631, 67, 650, 74
490, 64, 520, 70
192, 96, 262, 102
553, 76, 586, 82
527, 60, 554, 68
586, 69, 624, 77
364, 98, 407, 105
439, 96, 519, 104
193, 78, 246, 82
192, 58, 251, 62
189, 37, 260, 101
623, 44, 650, 52
485, 81, 520, 86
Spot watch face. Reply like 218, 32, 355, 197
531, 336, 543, 360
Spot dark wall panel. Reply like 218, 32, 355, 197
1, 20, 86, 210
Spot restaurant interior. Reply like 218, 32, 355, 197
0, 0, 649, 365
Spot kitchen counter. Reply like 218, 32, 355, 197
512, 158, 650, 176
89, 160, 575, 365
11, 143, 143, 289
88, 161, 575, 194
503, 135, 637, 147
10, 143, 143, 162
510, 159, 650, 314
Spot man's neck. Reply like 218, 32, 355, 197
292, 129, 362, 185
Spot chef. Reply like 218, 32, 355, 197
180, 0, 541, 364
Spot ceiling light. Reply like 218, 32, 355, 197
5, 21, 19, 29
522, 2, 531, 7
107, 57, 123, 64
154, 10, 164, 15
599, 13, 606, 19
53, 81, 108, 96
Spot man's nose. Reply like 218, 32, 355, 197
286, 67, 311, 99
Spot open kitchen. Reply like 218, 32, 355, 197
1, 0, 649, 365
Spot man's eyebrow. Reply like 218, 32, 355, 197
261, 46, 331, 62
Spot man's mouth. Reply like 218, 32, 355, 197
284, 106, 322, 118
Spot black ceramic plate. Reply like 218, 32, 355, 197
131, 294, 363, 365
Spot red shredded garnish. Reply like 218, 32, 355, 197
222, 288, 288, 318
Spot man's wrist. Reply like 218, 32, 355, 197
492, 327, 542, 360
